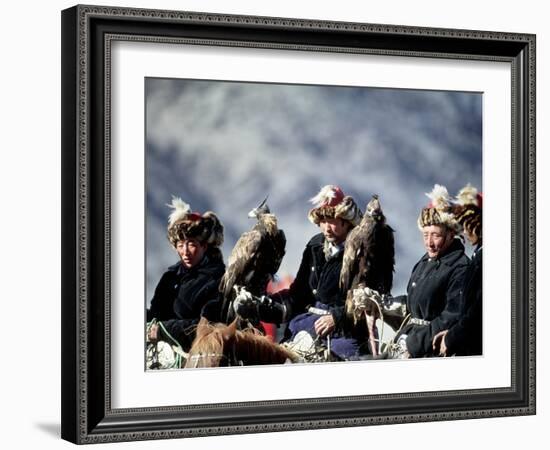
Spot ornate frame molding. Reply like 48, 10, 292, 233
61, 5, 536, 444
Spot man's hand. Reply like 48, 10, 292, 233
432, 330, 449, 356
314, 314, 335, 337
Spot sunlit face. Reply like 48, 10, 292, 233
319, 218, 351, 245
422, 225, 453, 259
176, 238, 207, 268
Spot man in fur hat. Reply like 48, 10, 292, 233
245, 185, 369, 360
147, 197, 225, 354
391, 185, 470, 358
432, 184, 483, 356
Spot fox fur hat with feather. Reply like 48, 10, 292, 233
308, 185, 362, 227
417, 184, 461, 234
166, 197, 224, 248
454, 183, 482, 240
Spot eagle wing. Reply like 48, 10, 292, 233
368, 222, 395, 294
340, 220, 369, 292
243, 227, 286, 296
341, 216, 395, 294
269, 228, 286, 276
220, 228, 263, 300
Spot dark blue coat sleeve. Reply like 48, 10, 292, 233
444, 259, 482, 356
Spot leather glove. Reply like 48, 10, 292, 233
232, 286, 260, 319
351, 286, 383, 316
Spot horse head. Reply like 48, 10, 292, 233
185, 319, 297, 368
185, 319, 230, 368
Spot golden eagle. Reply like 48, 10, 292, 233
340, 195, 395, 354
219, 198, 286, 322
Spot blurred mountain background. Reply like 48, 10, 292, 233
145, 78, 482, 306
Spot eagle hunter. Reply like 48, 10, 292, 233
219, 197, 286, 324
340, 195, 395, 355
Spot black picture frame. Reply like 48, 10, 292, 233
61, 4, 536, 444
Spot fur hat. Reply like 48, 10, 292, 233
308, 185, 362, 227
417, 184, 461, 233
454, 184, 482, 239
166, 197, 224, 248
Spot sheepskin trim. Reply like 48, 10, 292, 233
417, 207, 462, 234
167, 209, 224, 248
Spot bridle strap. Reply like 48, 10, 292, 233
187, 348, 243, 367
187, 336, 246, 367
188, 352, 226, 368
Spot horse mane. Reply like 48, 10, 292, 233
234, 328, 297, 365
185, 318, 297, 367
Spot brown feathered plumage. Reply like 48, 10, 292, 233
339, 195, 395, 355
219, 198, 286, 320
340, 195, 395, 319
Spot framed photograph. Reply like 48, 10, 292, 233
61, 4, 536, 444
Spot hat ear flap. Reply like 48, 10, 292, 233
202, 211, 224, 247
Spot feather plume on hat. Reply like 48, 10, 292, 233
308, 185, 362, 227
426, 184, 452, 210
417, 184, 461, 233
165, 196, 224, 248
456, 183, 482, 208
166, 196, 191, 228
309, 185, 343, 207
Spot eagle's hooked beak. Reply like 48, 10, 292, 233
258, 196, 268, 209
247, 196, 269, 218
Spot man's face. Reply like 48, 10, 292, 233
422, 225, 453, 258
320, 218, 351, 245
176, 238, 207, 268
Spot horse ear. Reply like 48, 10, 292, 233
221, 319, 238, 342
195, 317, 211, 340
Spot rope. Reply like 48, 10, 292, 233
383, 313, 412, 356
394, 313, 412, 337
